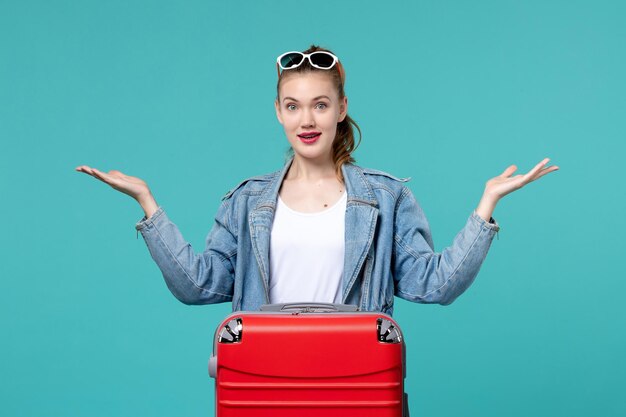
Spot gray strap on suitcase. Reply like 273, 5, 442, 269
259, 302, 359, 313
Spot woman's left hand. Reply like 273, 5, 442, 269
474, 158, 559, 223
486, 158, 559, 201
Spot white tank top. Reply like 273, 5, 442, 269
269, 192, 347, 304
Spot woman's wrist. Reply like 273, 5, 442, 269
475, 192, 499, 223
136, 192, 159, 219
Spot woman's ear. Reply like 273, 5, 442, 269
274, 99, 284, 125
338, 96, 348, 122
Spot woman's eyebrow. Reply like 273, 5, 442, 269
283, 95, 331, 102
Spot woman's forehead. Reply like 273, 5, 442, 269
279, 72, 338, 100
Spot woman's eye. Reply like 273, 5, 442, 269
287, 104, 296, 111
316, 103, 327, 109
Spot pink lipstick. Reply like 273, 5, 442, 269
298, 131, 321, 144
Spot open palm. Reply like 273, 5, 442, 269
486, 158, 559, 200
75, 165, 150, 200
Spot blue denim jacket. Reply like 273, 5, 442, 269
135, 157, 500, 316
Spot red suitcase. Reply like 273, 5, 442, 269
208, 302, 409, 417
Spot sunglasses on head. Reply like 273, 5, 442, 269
276, 51, 345, 84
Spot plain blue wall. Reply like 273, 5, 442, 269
1, 1, 624, 416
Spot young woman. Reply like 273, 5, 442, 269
76, 45, 558, 316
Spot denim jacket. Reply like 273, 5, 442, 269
135, 157, 500, 316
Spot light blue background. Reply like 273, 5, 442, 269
1, 1, 624, 416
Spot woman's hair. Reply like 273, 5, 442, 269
276, 44, 362, 182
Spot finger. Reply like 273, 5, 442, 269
500, 165, 518, 178
91, 168, 117, 184
76, 166, 98, 177
523, 158, 551, 182
90, 168, 104, 180
108, 169, 134, 180
75, 165, 93, 173
530, 158, 550, 174
528, 165, 559, 182
107, 169, 126, 179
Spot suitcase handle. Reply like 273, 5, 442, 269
259, 302, 359, 312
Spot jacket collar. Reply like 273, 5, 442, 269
254, 156, 379, 208
253, 156, 294, 209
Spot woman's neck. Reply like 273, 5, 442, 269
279, 154, 345, 212
286, 155, 336, 182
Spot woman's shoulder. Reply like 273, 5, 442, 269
358, 165, 411, 183
345, 163, 413, 201
220, 169, 280, 201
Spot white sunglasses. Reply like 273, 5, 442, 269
277, 51, 339, 71
276, 51, 345, 83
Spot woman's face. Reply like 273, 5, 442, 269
275, 72, 347, 164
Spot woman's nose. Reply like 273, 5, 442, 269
301, 109, 315, 127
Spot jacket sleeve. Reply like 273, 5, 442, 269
392, 186, 500, 305
135, 200, 236, 305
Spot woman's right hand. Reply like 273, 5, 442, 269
75, 165, 159, 218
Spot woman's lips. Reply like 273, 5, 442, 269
298, 132, 321, 144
